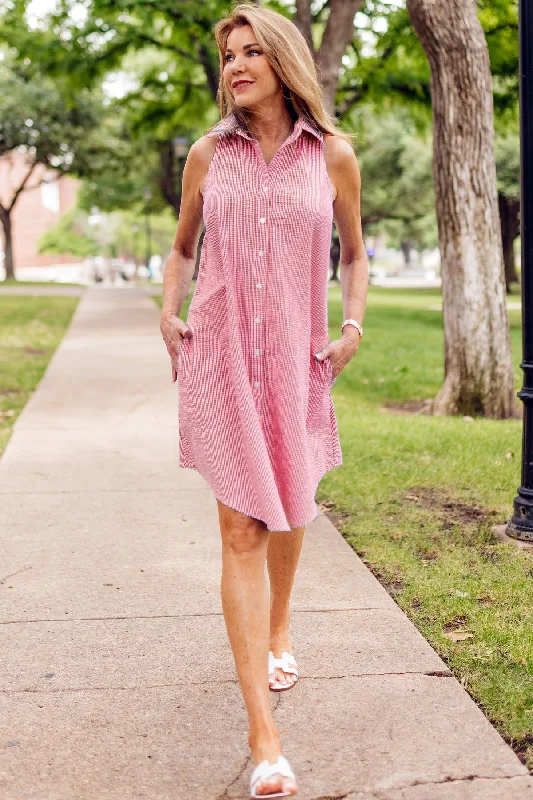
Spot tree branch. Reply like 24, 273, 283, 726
317, 0, 364, 113
8, 161, 38, 213
294, 0, 315, 56
135, 32, 201, 63
196, 41, 219, 102
484, 23, 518, 36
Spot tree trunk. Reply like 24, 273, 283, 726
159, 142, 181, 217
400, 240, 412, 266
498, 193, 520, 292
295, 0, 363, 117
0, 206, 15, 280
330, 235, 340, 281
406, 0, 515, 418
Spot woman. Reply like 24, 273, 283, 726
160, 4, 368, 797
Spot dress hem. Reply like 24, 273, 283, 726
178, 456, 343, 533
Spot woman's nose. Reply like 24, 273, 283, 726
231, 53, 247, 69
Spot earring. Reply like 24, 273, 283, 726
280, 84, 291, 99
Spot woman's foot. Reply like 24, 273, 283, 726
269, 628, 297, 689
249, 728, 297, 797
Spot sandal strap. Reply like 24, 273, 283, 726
268, 651, 298, 676
250, 755, 295, 792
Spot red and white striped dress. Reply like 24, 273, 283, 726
177, 112, 342, 532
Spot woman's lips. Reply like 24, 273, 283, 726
233, 81, 254, 91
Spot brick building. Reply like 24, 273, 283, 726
0, 151, 84, 277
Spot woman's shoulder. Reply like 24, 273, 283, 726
188, 114, 237, 169
323, 134, 359, 203
323, 132, 356, 162
189, 134, 219, 165
323, 134, 359, 178
184, 136, 220, 198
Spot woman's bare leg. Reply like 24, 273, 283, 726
216, 499, 297, 797
267, 527, 305, 687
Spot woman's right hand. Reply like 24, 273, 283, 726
160, 311, 193, 381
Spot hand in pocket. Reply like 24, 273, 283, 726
160, 311, 192, 384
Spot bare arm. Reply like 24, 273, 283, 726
160, 135, 217, 378
319, 135, 369, 378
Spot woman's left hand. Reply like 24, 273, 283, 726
315, 327, 361, 380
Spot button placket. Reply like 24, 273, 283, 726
252, 171, 269, 392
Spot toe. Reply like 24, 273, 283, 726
256, 775, 281, 795
282, 777, 297, 795
276, 668, 287, 685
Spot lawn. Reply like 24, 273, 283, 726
0, 296, 79, 455
321, 285, 532, 770
155, 283, 532, 769
0, 278, 84, 287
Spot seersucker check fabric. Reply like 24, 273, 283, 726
177, 112, 342, 532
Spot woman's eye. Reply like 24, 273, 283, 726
225, 49, 261, 62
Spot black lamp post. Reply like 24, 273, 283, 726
507, 0, 533, 541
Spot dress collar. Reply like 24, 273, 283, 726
207, 112, 323, 142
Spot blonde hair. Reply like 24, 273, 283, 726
208, 2, 354, 146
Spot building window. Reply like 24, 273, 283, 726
41, 181, 60, 213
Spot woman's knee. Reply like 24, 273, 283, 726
217, 502, 267, 555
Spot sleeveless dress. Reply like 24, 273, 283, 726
177, 112, 342, 532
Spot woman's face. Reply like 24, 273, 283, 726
223, 24, 281, 109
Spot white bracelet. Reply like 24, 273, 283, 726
341, 318, 364, 338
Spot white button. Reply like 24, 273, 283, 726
254, 381, 260, 388
262, 186, 268, 191
256, 283, 262, 289
259, 217, 266, 223
255, 317, 261, 323
258, 250, 264, 256
255, 349, 260, 355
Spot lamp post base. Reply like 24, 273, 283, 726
506, 491, 533, 541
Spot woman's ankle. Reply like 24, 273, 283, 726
269, 608, 291, 637
248, 722, 281, 750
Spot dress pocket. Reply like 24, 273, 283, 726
177, 335, 194, 382
325, 355, 335, 386
307, 350, 333, 431
312, 351, 334, 388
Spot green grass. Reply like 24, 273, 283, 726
0, 296, 79, 455
320, 285, 532, 769
155, 283, 532, 768
0, 278, 85, 288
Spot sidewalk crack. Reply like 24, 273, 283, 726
216, 755, 251, 799
0, 566, 32, 586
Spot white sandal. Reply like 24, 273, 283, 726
268, 650, 299, 692
250, 754, 297, 798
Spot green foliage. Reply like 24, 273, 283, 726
38, 209, 98, 258
91, 206, 177, 259
0, 57, 103, 175
495, 124, 520, 201
356, 107, 437, 250
479, 0, 519, 113
339, 4, 431, 124
39, 204, 177, 261
346, 0, 519, 121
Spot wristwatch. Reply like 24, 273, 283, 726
341, 318, 363, 339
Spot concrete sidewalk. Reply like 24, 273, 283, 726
0, 287, 531, 800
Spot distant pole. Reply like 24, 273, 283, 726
145, 211, 152, 271
507, 0, 533, 541
143, 188, 152, 274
